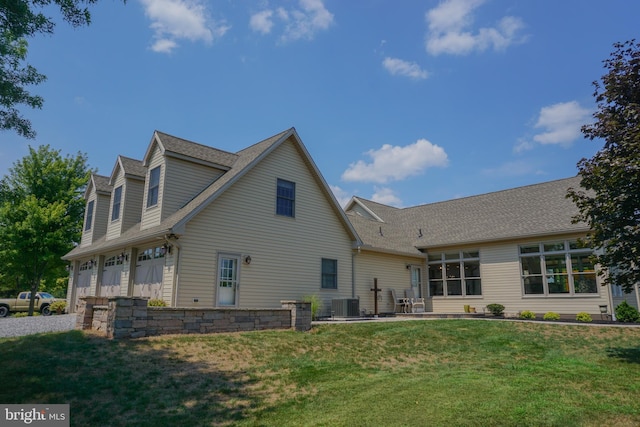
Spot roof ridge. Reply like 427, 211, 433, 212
154, 130, 238, 158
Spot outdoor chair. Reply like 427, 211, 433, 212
405, 288, 426, 313
390, 289, 410, 313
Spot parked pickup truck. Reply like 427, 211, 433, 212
0, 292, 61, 317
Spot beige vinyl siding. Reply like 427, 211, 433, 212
80, 192, 110, 246
162, 157, 225, 220
122, 178, 144, 232
141, 148, 164, 230
106, 174, 126, 240
161, 251, 176, 304
428, 236, 610, 315
350, 204, 380, 221
354, 251, 426, 314
175, 139, 354, 310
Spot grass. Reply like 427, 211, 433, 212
2, 320, 640, 426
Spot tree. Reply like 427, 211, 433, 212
0, 145, 90, 315
567, 40, 640, 294
1, 0, 107, 138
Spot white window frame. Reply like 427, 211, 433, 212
427, 250, 481, 298
147, 166, 161, 208
111, 185, 122, 222
519, 240, 599, 297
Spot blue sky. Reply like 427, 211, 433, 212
1, 0, 638, 208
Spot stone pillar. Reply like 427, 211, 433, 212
107, 297, 149, 339
281, 300, 312, 331
75, 296, 108, 330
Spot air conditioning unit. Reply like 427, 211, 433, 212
331, 298, 360, 317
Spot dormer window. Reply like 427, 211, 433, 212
111, 186, 122, 221
85, 200, 94, 231
147, 166, 160, 208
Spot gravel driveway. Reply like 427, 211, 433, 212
0, 314, 76, 338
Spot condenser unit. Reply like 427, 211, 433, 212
331, 298, 360, 317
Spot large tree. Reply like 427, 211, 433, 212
568, 40, 640, 293
0, 145, 90, 315
1, 0, 108, 138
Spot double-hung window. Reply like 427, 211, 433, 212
428, 251, 481, 297
321, 258, 337, 289
147, 166, 160, 208
111, 186, 122, 221
85, 200, 94, 231
520, 240, 597, 296
276, 179, 295, 217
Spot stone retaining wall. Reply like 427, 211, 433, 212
76, 296, 311, 339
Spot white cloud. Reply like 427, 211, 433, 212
382, 57, 429, 80
329, 185, 351, 209
425, 0, 524, 55
342, 138, 449, 184
513, 138, 534, 154
533, 101, 591, 147
250, 0, 334, 42
140, 0, 230, 53
371, 187, 402, 207
249, 10, 274, 34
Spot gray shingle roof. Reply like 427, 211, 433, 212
154, 131, 239, 168
91, 174, 112, 194
118, 156, 146, 178
348, 176, 589, 254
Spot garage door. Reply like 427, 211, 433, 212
101, 255, 123, 297
133, 246, 165, 299
74, 261, 92, 309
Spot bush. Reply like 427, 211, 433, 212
519, 310, 536, 320
486, 303, 505, 316
13, 312, 39, 317
543, 312, 561, 321
303, 295, 321, 320
148, 299, 167, 307
615, 301, 640, 323
576, 312, 592, 323
50, 300, 67, 314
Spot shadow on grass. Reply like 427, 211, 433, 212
0, 330, 261, 426
606, 346, 640, 364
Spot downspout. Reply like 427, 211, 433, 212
171, 240, 182, 307
352, 245, 360, 299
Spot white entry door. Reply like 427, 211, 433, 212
217, 255, 240, 306
133, 246, 165, 299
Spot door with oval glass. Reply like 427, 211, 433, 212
217, 254, 240, 306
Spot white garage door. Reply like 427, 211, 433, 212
133, 246, 165, 299
101, 255, 123, 297
74, 261, 92, 309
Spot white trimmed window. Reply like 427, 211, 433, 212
84, 200, 94, 231
276, 178, 295, 217
428, 251, 481, 297
321, 258, 337, 289
111, 186, 122, 221
519, 240, 597, 296
147, 166, 160, 208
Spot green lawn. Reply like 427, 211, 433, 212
2, 320, 640, 426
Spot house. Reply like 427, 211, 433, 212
65, 128, 640, 318
345, 177, 640, 317
64, 128, 361, 312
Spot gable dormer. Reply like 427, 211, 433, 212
106, 156, 146, 240
80, 174, 112, 247
140, 131, 239, 230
